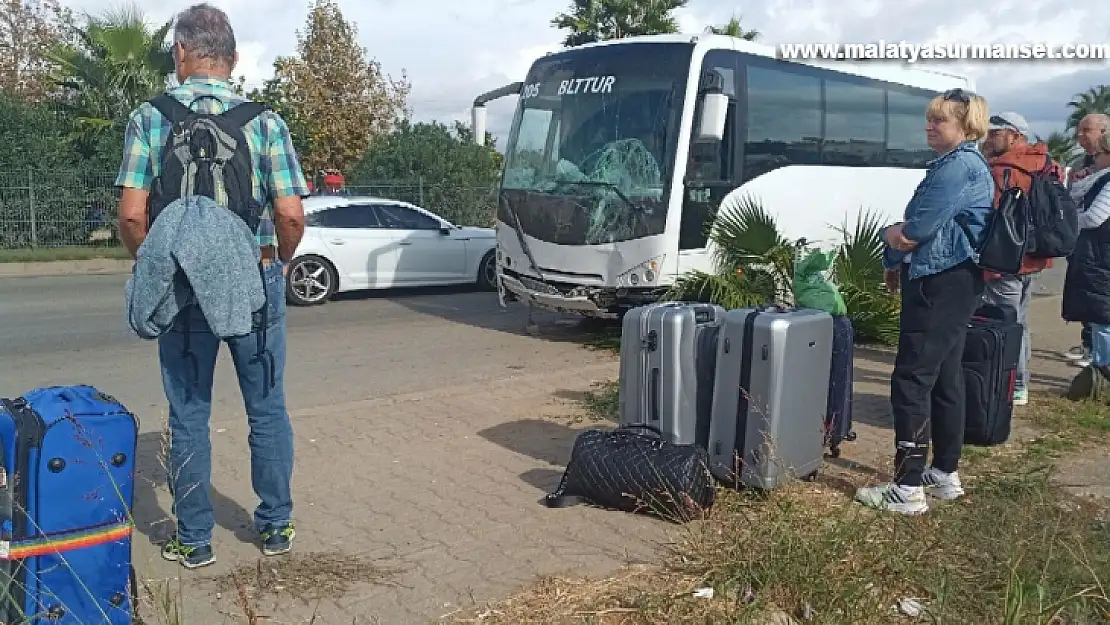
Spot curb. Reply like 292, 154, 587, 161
0, 259, 132, 278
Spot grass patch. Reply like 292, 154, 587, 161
0, 246, 130, 262
447, 384, 1110, 624
580, 380, 619, 422
217, 551, 399, 605
451, 456, 1110, 624
1025, 391, 1110, 439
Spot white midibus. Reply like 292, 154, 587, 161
471, 33, 974, 318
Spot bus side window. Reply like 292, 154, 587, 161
886, 89, 934, 166
742, 64, 822, 182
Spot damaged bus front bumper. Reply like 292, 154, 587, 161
498, 269, 662, 318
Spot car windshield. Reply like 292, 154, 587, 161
498, 42, 693, 245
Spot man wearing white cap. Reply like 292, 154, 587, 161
981, 111, 1065, 405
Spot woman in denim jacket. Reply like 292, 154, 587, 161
855, 88, 994, 515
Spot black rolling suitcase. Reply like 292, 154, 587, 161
962, 304, 1022, 446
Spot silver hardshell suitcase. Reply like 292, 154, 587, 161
618, 302, 725, 447
707, 307, 833, 489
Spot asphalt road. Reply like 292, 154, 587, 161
0, 274, 595, 424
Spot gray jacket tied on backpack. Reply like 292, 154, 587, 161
126, 195, 265, 339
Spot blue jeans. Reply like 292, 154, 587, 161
158, 261, 293, 547
1090, 323, 1110, 368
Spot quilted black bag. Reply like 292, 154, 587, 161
545, 425, 716, 523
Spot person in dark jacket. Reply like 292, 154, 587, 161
1064, 113, 1110, 367
1062, 129, 1110, 398
855, 88, 993, 516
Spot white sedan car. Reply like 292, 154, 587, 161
285, 195, 498, 306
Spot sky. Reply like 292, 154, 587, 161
70, 0, 1109, 148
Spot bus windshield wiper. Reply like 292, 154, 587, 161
552, 179, 649, 215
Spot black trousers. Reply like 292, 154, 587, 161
891, 260, 984, 487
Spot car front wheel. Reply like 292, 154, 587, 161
286, 255, 337, 306
477, 251, 497, 291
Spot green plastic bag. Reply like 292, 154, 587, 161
792, 249, 847, 316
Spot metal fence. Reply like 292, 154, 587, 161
0, 170, 499, 249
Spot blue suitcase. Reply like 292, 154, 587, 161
0, 385, 138, 624
824, 315, 857, 458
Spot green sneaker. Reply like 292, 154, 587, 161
161, 536, 215, 569
260, 522, 295, 556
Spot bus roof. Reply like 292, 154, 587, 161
543, 33, 974, 93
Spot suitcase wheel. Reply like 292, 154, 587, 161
845, 431, 858, 442
801, 470, 819, 482
826, 444, 841, 459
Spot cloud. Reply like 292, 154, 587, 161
70, 0, 1109, 148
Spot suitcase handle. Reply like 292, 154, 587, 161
649, 368, 661, 424
617, 423, 665, 439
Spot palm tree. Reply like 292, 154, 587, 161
706, 13, 760, 40
47, 4, 173, 136
1044, 130, 1080, 165
552, 0, 688, 47
1065, 85, 1110, 131
663, 198, 900, 345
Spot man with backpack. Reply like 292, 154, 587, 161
980, 111, 1070, 405
115, 3, 309, 569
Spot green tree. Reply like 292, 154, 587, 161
1044, 130, 1079, 165
552, 0, 688, 47
1065, 85, 1110, 131
706, 13, 760, 40
47, 4, 173, 149
0, 0, 76, 102
247, 58, 310, 157
276, 0, 410, 174
349, 120, 503, 226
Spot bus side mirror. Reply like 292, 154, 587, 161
695, 93, 729, 142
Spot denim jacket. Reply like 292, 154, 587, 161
882, 140, 994, 281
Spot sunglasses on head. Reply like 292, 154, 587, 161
943, 88, 972, 103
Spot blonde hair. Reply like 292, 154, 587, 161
926, 91, 990, 142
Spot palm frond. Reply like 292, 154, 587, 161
833, 206, 888, 292
708, 194, 787, 273
662, 268, 776, 309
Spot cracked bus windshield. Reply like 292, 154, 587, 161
499, 43, 693, 246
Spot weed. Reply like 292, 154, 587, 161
581, 381, 619, 423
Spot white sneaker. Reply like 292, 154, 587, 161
855, 482, 928, 515
1071, 346, 1092, 368
921, 467, 966, 500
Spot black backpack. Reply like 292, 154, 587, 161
146, 93, 269, 231
958, 168, 1028, 275
1004, 158, 1079, 259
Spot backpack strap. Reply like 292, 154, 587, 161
220, 101, 269, 128
1083, 173, 1110, 208
148, 94, 192, 125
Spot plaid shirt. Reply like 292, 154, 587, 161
114, 75, 309, 247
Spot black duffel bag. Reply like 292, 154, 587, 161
544, 424, 716, 523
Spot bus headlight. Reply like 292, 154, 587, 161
617, 255, 665, 288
